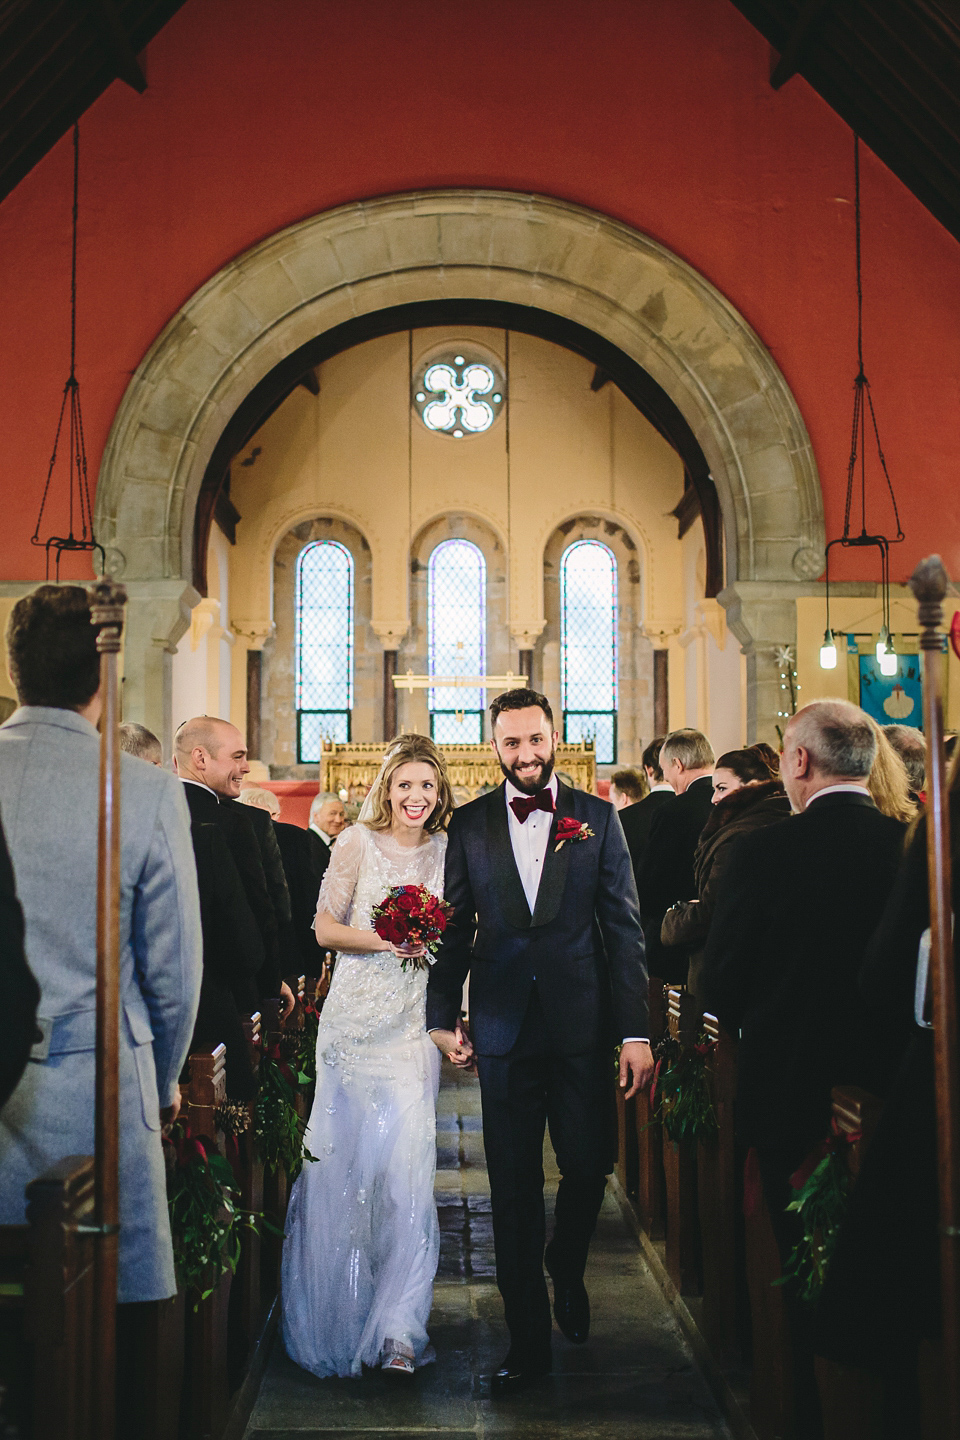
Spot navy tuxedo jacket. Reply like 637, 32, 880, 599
425, 781, 648, 1056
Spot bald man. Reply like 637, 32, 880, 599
175, 718, 295, 1022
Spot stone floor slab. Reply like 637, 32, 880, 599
245, 1064, 730, 1439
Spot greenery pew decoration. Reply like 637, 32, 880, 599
254, 1037, 317, 1184
646, 1032, 719, 1146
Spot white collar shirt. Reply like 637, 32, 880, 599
805, 783, 872, 808
505, 773, 559, 914
180, 777, 220, 800
310, 823, 334, 847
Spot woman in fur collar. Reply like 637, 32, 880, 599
660, 745, 790, 998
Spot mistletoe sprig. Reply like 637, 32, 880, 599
164, 1120, 263, 1304
648, 1033, 718, 1146
254, 1040, 317, 1184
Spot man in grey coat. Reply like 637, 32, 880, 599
0, 585, 202, 1304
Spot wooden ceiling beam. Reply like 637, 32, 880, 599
86, 0, 147, 93
770, 0, 833, 89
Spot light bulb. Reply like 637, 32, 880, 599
819, 629, 838, 669
879, 645, 898, 677
876, 624, 890, 661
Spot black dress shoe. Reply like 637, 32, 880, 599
489, 1350, 551, 1394
548, 1271, 590, 1343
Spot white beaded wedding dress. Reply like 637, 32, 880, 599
281, 821, 446, 1378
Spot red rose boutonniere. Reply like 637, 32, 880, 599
554, 816, 595, 852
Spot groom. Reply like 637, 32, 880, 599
428, 688, 652, 1391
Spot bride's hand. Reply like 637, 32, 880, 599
390, 940, 427, 960
430, 1027, 475, 1069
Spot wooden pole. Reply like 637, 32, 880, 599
89, 578, 127, 1440
909, 555, 960, 1435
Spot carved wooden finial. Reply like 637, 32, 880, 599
87, 579, 127, 655
909, 555, 950, 606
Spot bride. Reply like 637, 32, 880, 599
281, 733, 469, 1379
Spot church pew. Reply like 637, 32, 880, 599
662, 986, 702, 1295
633, 978, 666, 1237
235, 1015, 265, 1351
697, 1011, 741, 1367
258, 998, 292, 1297
813, 1086, 885, 1440
615, 1083, 639, 1202
180, 1046, 232, 1440
743, 1148, 794, 1440
0, 1156, 98, 1439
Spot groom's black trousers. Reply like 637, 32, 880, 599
475, 990, 617, 1356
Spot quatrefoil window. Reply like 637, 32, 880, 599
413, 353, 505, 437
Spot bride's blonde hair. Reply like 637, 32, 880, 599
362, 733, 454, 834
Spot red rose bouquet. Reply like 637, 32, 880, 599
371, 883, 454, 971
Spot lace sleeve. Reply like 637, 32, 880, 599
315, 824, 366, 925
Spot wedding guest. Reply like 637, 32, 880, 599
0, 816, 38, 1112
119, 721, 163, 766
308, 792, 347, 884
174, 718, 294, 1020
700, 699, 908, 1439
883, 722, 926, 802
660, 745, 789, 999
636, 728, 715, 983
243, 788, 328, 975
618, 737, 674, 894
0, 585, 202, 1305
866, 717, 917, 822
608, 768, 647, 810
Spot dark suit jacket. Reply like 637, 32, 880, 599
700, 791, 906, 1166
618, 789, 675, 898
182, 784, 282, 998
189, 821, 265, 1100
274, 821, 327, 974
426, 782, 648, 1056
0, 818, 38, 1110
636, 774, 714, 981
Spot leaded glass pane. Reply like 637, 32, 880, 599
431, 712, 483, 745
413, 353, 505, 438
296, 541, 353, 762
561, 540, 617, 763
564, 712, 617, 763
299, 711, 350, 762
429, 539, 486, 719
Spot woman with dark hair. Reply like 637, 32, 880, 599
660, 745, 790, 996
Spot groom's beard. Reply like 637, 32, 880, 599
497, 747, 557, 796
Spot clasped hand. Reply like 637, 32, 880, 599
430, 1022, 475, 1070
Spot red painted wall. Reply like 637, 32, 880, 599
1, 0, 957, 583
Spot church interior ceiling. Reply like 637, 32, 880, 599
0, 1, 958, 246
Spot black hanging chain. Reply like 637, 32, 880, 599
31, 122, 103, 579
840, 134, 904, 548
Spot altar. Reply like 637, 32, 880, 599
319, 740, 597, 803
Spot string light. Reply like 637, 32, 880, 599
775, 645, 800, 720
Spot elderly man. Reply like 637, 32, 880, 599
0, 585, 202, 1305
636, 728, 715, 983
308, 791, 346, 879
119, 721, 163, 766
174, 717, 295, 1020
701, 699, 908, 1439
883, 723, 926, 803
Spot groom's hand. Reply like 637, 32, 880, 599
619, 1041, 654, 1100
429, 1027, 475, 1069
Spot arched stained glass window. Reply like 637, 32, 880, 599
428, 539, 486, 744
296, 540, 353, 761
561, 540, 618, 763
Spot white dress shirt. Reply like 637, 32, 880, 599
505, 773, 559, 913
805, 783, 872, 807
310, 823, 334, 847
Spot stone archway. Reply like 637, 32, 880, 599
95, 190, 824, 741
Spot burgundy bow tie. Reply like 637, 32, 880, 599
510, 789, 555, 823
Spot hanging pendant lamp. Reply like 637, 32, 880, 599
820, 135, 904, 670
31, 123, 104, 579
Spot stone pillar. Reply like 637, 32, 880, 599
653, 650, 669, 736
718, 582, 801, 743
122, 581, 201, 758
246, 651, 262, 760
518, 650, 533, 688
383, 651, 398, 740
